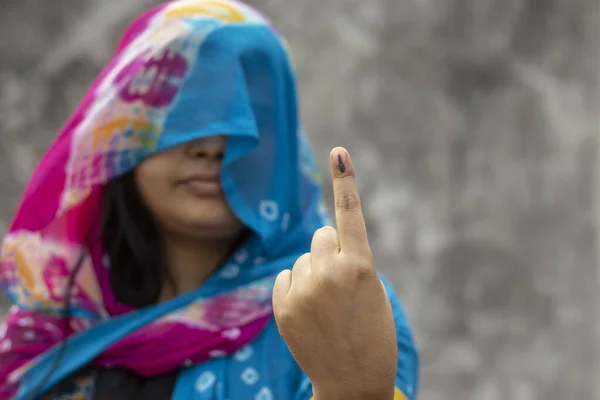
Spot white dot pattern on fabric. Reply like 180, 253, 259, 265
241, 367, 260, 385
234, 249, 248, 264
234, 345, 254, 362
222, 327, 241, 340
0, 339, 12, 352
195, 371, 217, 393
23, 331, 36, 341
102, 254, 111, 268
407, 385, 414, 394
7, 370, 19, 383
0, 323, 7, 338
252, 257, 266, 266
280, 212, 290, 232
220, 264, 240, 279
70, 319, 83, 332
17, 317, 34, 327
183, 359, 193, 367
259, 200, 279, 222
208, 349, 227, 358
255, 387, 273, 400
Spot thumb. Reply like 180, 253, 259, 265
272, 269, 292, 318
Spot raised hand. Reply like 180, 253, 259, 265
273, 147, 398, 400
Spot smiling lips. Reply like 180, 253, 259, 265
180, 175, 223, 197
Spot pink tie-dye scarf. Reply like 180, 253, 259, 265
0, 1, 328, 398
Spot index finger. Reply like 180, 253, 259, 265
329, 147, 371, 255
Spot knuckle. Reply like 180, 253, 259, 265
297, 289, 319, 307
274, 307, 294, 325
291, 254, 311, 274
316, 263, 373, 288
341, 254, 374, 280
315, 225, 336, 236
346, 263, 374, 282
274, 269, 291, 283
335, 192, 361, 212
353, 264, 374, 280
313, 226, 338, 241
315, 271, 343, 290
295, 252, 311, 264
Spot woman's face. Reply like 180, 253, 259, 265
134, 135, 245, 240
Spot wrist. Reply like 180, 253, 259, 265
312, 384, 394, 400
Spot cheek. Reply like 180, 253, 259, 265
133, 163, 174, 212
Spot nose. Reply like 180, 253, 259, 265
185, 135, 227, 160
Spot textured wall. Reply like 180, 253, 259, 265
1, 0, 599, 398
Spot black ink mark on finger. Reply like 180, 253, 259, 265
337, 154, 346, 173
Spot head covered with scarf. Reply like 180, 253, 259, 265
0, 1, 330, 397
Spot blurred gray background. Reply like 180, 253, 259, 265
1, 0, 599, 399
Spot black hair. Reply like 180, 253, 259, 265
27, 171, 171, 399
28, 170, 250, 398
100, 170, 175, 308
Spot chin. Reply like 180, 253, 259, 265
171, 198, 243, 237
186, 220, 246, 240
185, 211, 244, 236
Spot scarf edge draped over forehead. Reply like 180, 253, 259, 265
0, 1, 330, 398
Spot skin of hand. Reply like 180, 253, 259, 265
273, 147, 398, 400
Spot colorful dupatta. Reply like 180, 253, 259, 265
0, 1, 330, 398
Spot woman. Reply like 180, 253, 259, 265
0, 1, 419, 399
